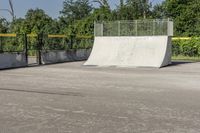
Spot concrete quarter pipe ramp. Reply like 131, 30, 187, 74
84, 36, 172, 68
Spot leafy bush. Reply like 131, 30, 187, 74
172, 38, 200, 57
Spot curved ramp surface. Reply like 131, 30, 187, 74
84, 36, 171, 67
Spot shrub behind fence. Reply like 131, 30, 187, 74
172, 38, 200, 57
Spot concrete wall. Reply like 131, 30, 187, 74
41, 49, 91, 64
84, 36, 172, 68
0, 53, 27, 69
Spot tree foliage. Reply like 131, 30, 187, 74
112, 0, 152, 20
0, 18, 9, 33
60, 0, 93, 23
93, 0, 110, 9
23, 9, 55, 34
153, 0, 200, 36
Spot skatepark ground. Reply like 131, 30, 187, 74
0, 61, 200, 133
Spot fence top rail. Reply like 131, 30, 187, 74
172, 37, 200, 40
0, 34, 16, 37
0, 33, 94, 39
0, 33, 198, 40
0, 33, 37, 37
48, 34, 68, 38
95, 19, 173, 24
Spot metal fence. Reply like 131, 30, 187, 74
0, 34, 25, 53
94, 19, 174, 37
0, 34, 93, 54
43, 35, 93, 51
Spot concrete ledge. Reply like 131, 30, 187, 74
41, 49, 91, 64
0, 52, 27, 69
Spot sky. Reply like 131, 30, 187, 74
0, 0, 164, 21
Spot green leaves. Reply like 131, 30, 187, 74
0, 18, 9, 33
172, 38, 200, 57
93, 0, 110, 9
24, 9, 54, 34
9, 9, 61, 35
113, 0, 152, 20
154, 0, 200, 36
60, 0, 93, 23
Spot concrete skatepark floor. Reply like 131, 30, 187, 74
0, 61, 200, 133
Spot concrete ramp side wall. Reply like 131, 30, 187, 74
0, 53, 27, 69
41, 49, 91, 64
84, 36, 171, 67
161, 36, 172, 67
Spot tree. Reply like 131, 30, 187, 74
22, 8, 54, 34
152, 3, 165, 19
59, 0, 93, 34
120, 0, 124, 7
112, 0, 152, 20
0, 18, 9, 33
154, 0, 200, 36
93, 0, 110, 9
9, 18, 24, 33
126, 0, 151, 19
60, 0, 92, 23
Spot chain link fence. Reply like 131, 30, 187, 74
0, 34, 25, 53
94, 19, 173, 36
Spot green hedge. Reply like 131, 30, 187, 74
172, 38, 200, 57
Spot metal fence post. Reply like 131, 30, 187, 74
135, 20, 138, 36
153, 20, 155, 35
70, 34, 74, 49
24, 34, 28, 64
37, 33, 42, 65
0, 36, 2, 52
118, 21, 121, 36
167, 18, 172, 36
94, 21, 96, 37
101, 23, 104, 36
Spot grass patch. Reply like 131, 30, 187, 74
172, 55, 200, 61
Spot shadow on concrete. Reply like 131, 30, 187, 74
0, 88, 84, 97
168, 61, 196, 67
0, 60, 86, 71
